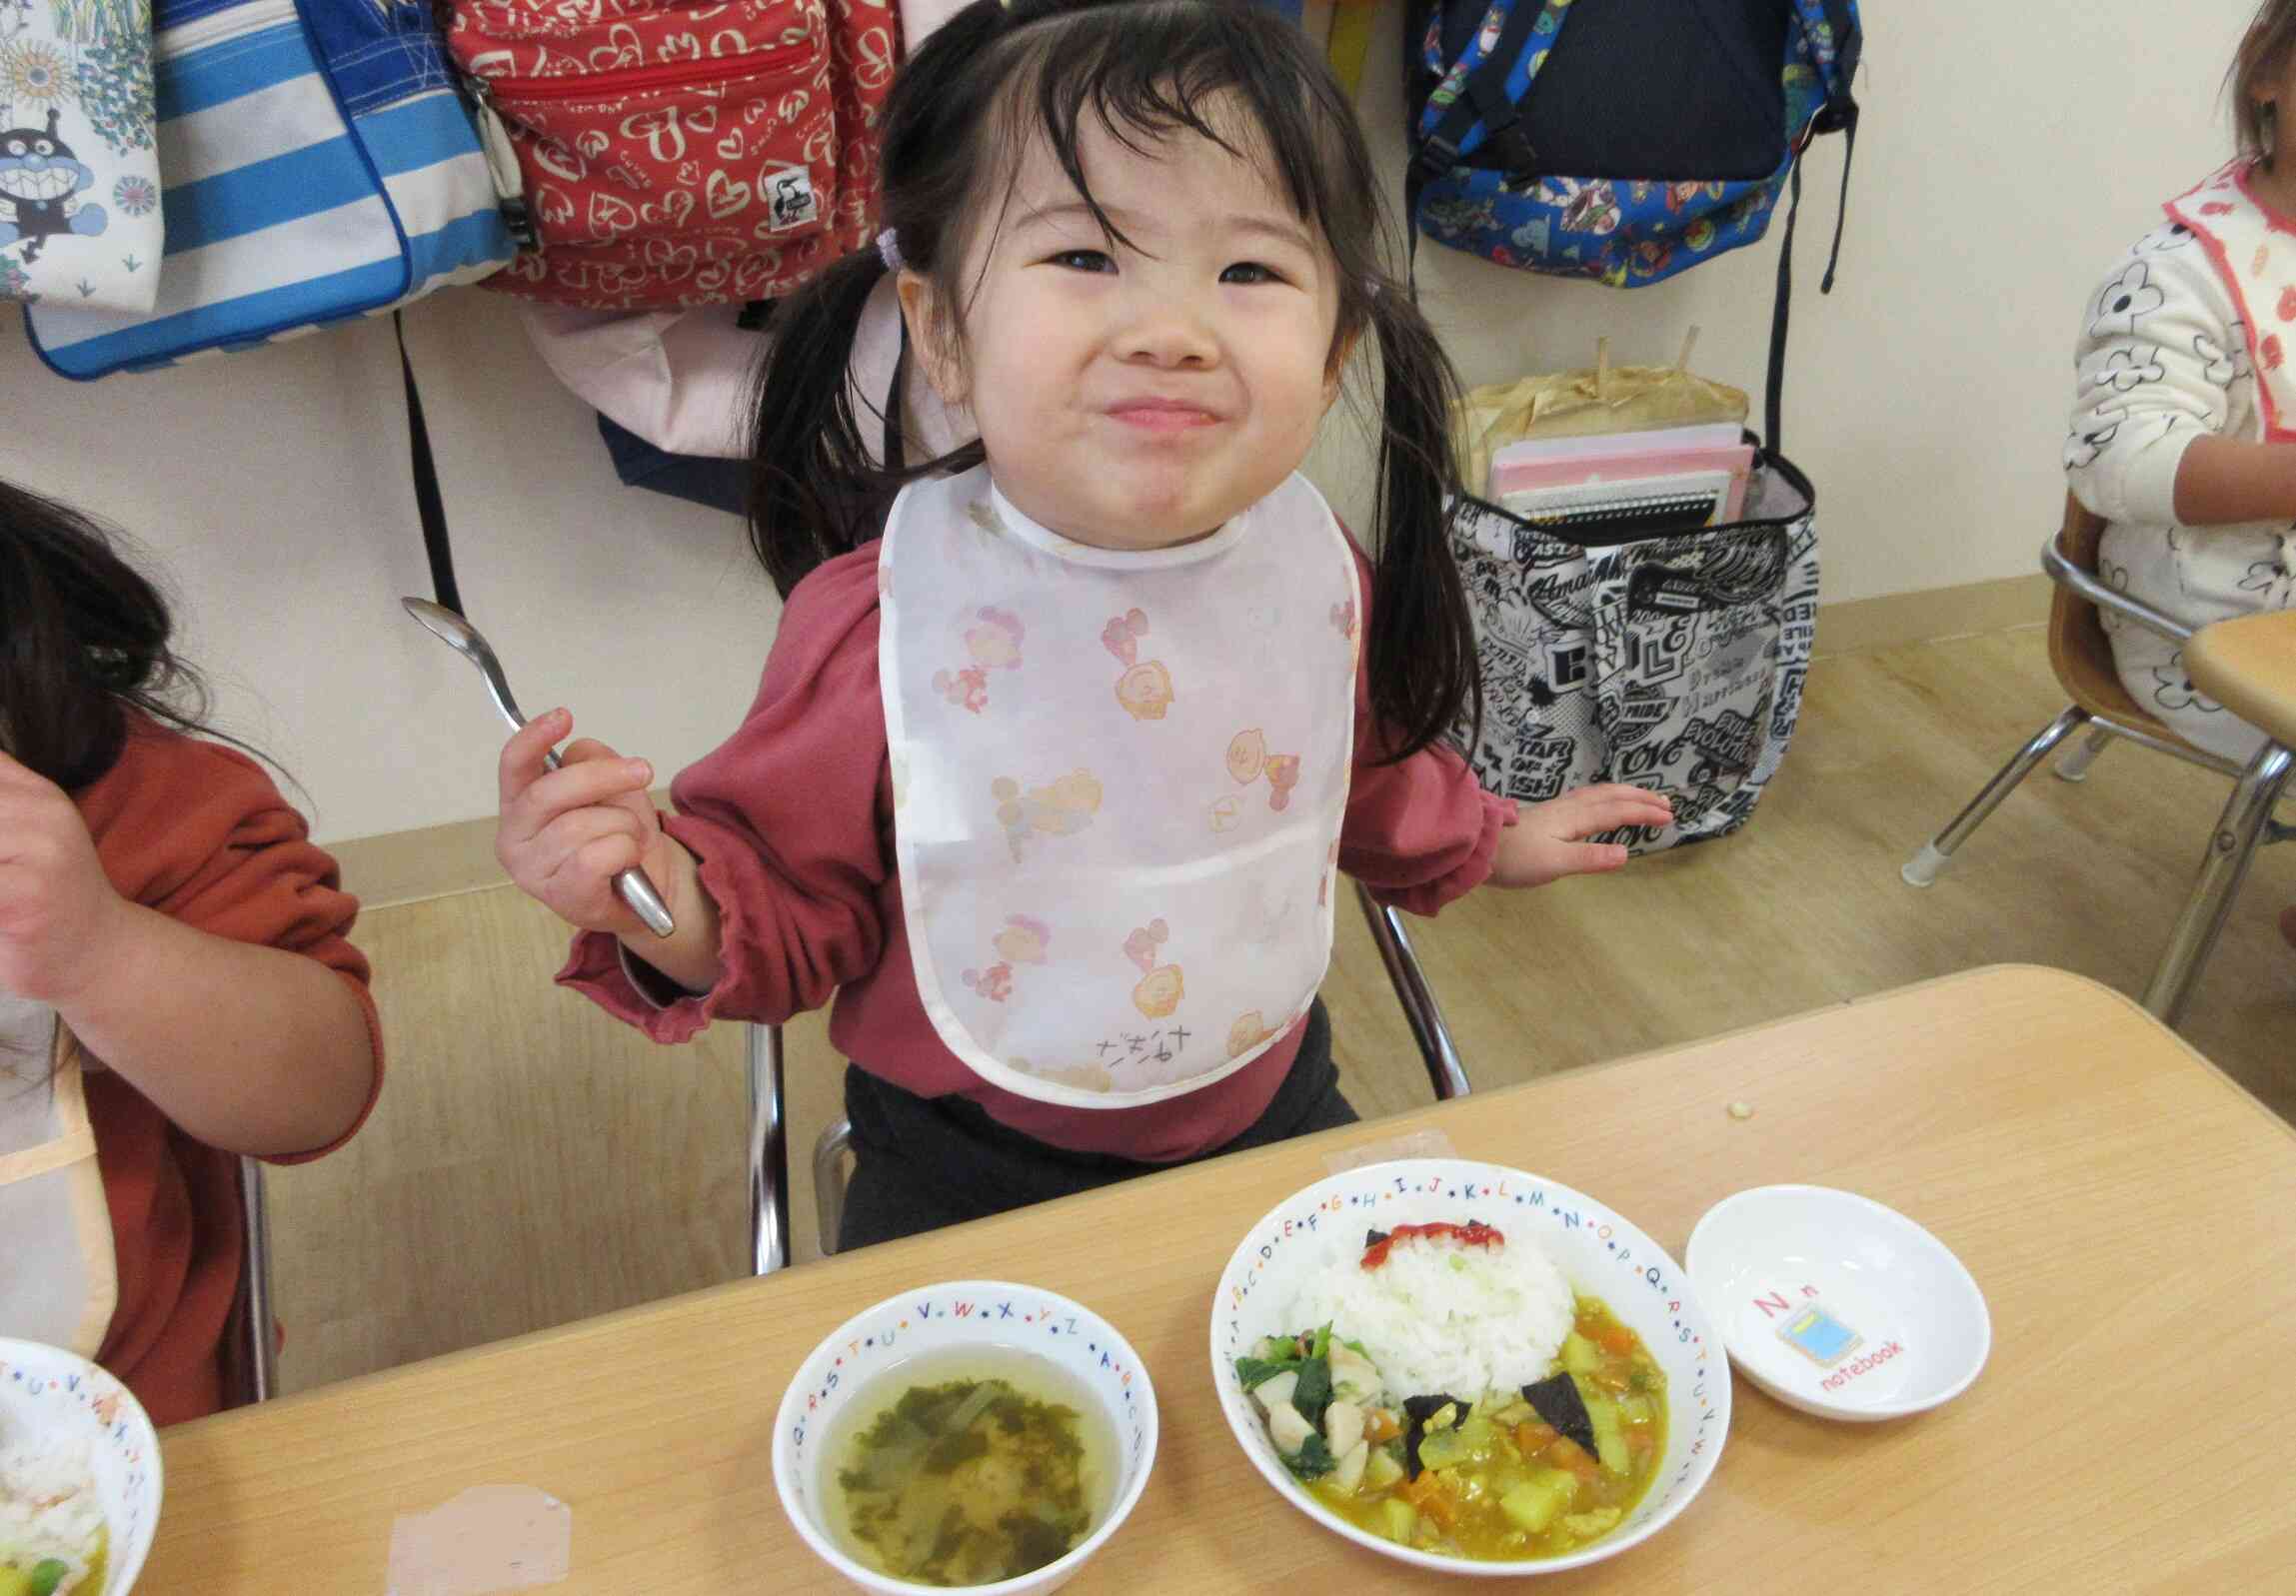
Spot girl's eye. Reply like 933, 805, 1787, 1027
1050, 249, 1116, 273
1220, 261, 1283, 286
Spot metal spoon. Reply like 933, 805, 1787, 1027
402, 597, 676, 938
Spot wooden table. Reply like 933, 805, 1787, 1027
141, 966, 2296, 1592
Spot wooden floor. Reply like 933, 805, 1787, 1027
266, 625, 2296, 1397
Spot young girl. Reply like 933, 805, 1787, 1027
497, 0, 1670, 1246
2065, 0, 2296, 948
0, 482, 383, 1424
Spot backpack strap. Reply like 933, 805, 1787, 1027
1767, 0, 1861, 453
1410, 0, 1569, 183
395, 310, 464, 617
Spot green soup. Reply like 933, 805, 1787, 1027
826, 1349, 1117, 1587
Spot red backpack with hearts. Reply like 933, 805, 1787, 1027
449, 0, 896, 309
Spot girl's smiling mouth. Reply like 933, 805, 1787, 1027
1106, 397, 1223, 432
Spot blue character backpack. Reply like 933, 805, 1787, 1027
1406, 0, 1860, 293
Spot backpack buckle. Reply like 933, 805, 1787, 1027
1410, 135, 1460, 182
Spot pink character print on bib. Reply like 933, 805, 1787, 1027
962, 915, 1052, 1004
1125, 918, 1184, 1018
932, 606, 1025, 714
962, 962, 1015, 1001
1262, 754, 1300, 812
1222, 727, 1300, 811
1103, 609, 1148, 665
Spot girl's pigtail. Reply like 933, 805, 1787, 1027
0, 479, 268, 793
747, 246, 898, 599
1362, 284, 1481, 764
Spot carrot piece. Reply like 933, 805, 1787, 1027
1545, 1437, 1600, 1480
1595, 1322, 1638, 1356
1400, 1469, 1458, 1527
1515, 1421, 1556, 1455
1364, 1409, 1401, 1444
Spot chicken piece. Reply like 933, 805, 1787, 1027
1328, 1342, 1381, 1403
1267, 1400, 1316, 1456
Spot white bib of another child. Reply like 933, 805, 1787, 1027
0, 993, 118, 1357
2168, 160, 2296, 439
880, 466, 1361, 1107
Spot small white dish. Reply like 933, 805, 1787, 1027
1210, 1159, 1729, 1576
772, 1280, 1157, 1596
1685, 1185, 1990, 1422
0, 1337, 164, 1594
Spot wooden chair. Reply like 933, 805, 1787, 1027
1902, 493, 2294, 1024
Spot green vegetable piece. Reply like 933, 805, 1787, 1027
1377, 1497, 1418, 1544
1498, 1469, 1581, 1536
28, 1563, 69, 1596
1559, 1332, 1600, 1377
0, 1567, 36, 1596
1415, 1424, 1472, 1472
1281, 1430, 1337, 1481
1363, 1446, 1404, 1491
1578, 1383, 1630, 1476
1234, 1354, 1298, 1390
1289, 1353, 1333, 1429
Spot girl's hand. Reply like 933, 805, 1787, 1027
1488, 784, 1674, 888
0, 749, 130, 1005
496, 709, 673, 936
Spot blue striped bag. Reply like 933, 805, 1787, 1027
26, 0, 515, 377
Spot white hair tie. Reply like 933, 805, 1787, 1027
878, 228, 905, 273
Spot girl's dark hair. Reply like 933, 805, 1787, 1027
2233, 0, 2296, 162
0, 479, 232, 792
750, 0, 1479, 760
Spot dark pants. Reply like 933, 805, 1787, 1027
839, 996, 1354, 1251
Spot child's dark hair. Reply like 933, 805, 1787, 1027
750, 0, 1479, 760
0, 479, 234, 792
2234, 0, 2296, 162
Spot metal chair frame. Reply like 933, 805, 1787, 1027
744, 881, 1478, 1271
1903, 525, 2294, 1028
221, 1156, 278, 1407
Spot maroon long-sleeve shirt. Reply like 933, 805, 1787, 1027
560, 540, 1510, 1161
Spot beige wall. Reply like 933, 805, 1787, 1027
0, 0, 2252, 843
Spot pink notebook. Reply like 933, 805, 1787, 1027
1490, 441, 1756, 526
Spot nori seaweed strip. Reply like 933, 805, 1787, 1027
1365, 1229, 1390, 1248
1400, 1393, 1467, 1480
1522, 1372, 1596, 1456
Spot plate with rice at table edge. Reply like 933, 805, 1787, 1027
1209, 1160, 1728, 1576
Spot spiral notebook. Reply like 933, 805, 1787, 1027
1490, 432, 1754, 536
1499, 471, 1744, 536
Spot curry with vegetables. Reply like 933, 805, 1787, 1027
1237, 1298, 1665, 1561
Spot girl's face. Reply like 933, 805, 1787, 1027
901, 107, 1345, 552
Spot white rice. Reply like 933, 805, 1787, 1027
1289, 1227, 1576, 1401
0, 1418, 105, 1594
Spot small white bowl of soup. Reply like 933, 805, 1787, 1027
773, 1281, 1157, 1596
0, 1339, 163, 1596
